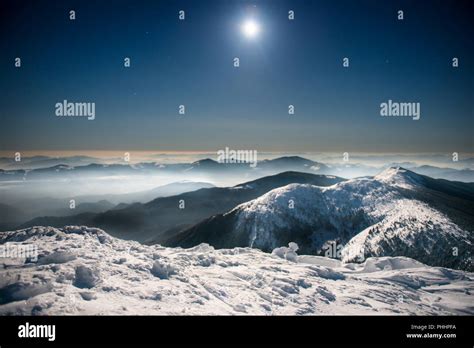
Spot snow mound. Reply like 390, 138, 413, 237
0, 282, 53, 305
272, 242, 299, 262
358, 257, 426, 273
38, 251, 76, 265
73, 266, 100, 289
151, 261, 178, 279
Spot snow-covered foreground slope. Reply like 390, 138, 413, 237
1, 226, 473, 315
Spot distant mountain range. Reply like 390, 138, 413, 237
405, 165, 474, 182
0, 155, 103, 170
1, 155, 473, 182
17, 172, 344, 243
0, 156, 327, 179
169, 168, 474, 271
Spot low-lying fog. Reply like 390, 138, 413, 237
0, 152, 472, 231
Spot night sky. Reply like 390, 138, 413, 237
0, 0, 472, 153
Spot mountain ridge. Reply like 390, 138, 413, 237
169, 167, 474, 271
17, 171, 345, 243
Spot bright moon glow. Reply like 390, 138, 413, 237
242, 20, 260, 38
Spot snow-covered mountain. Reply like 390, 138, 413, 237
0, 226, 472, 315
171, 168, 474, 271
257, 156, 330, 173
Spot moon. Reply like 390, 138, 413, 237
241, 19, 260, 39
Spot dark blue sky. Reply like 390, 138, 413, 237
0, 0, 472, 152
